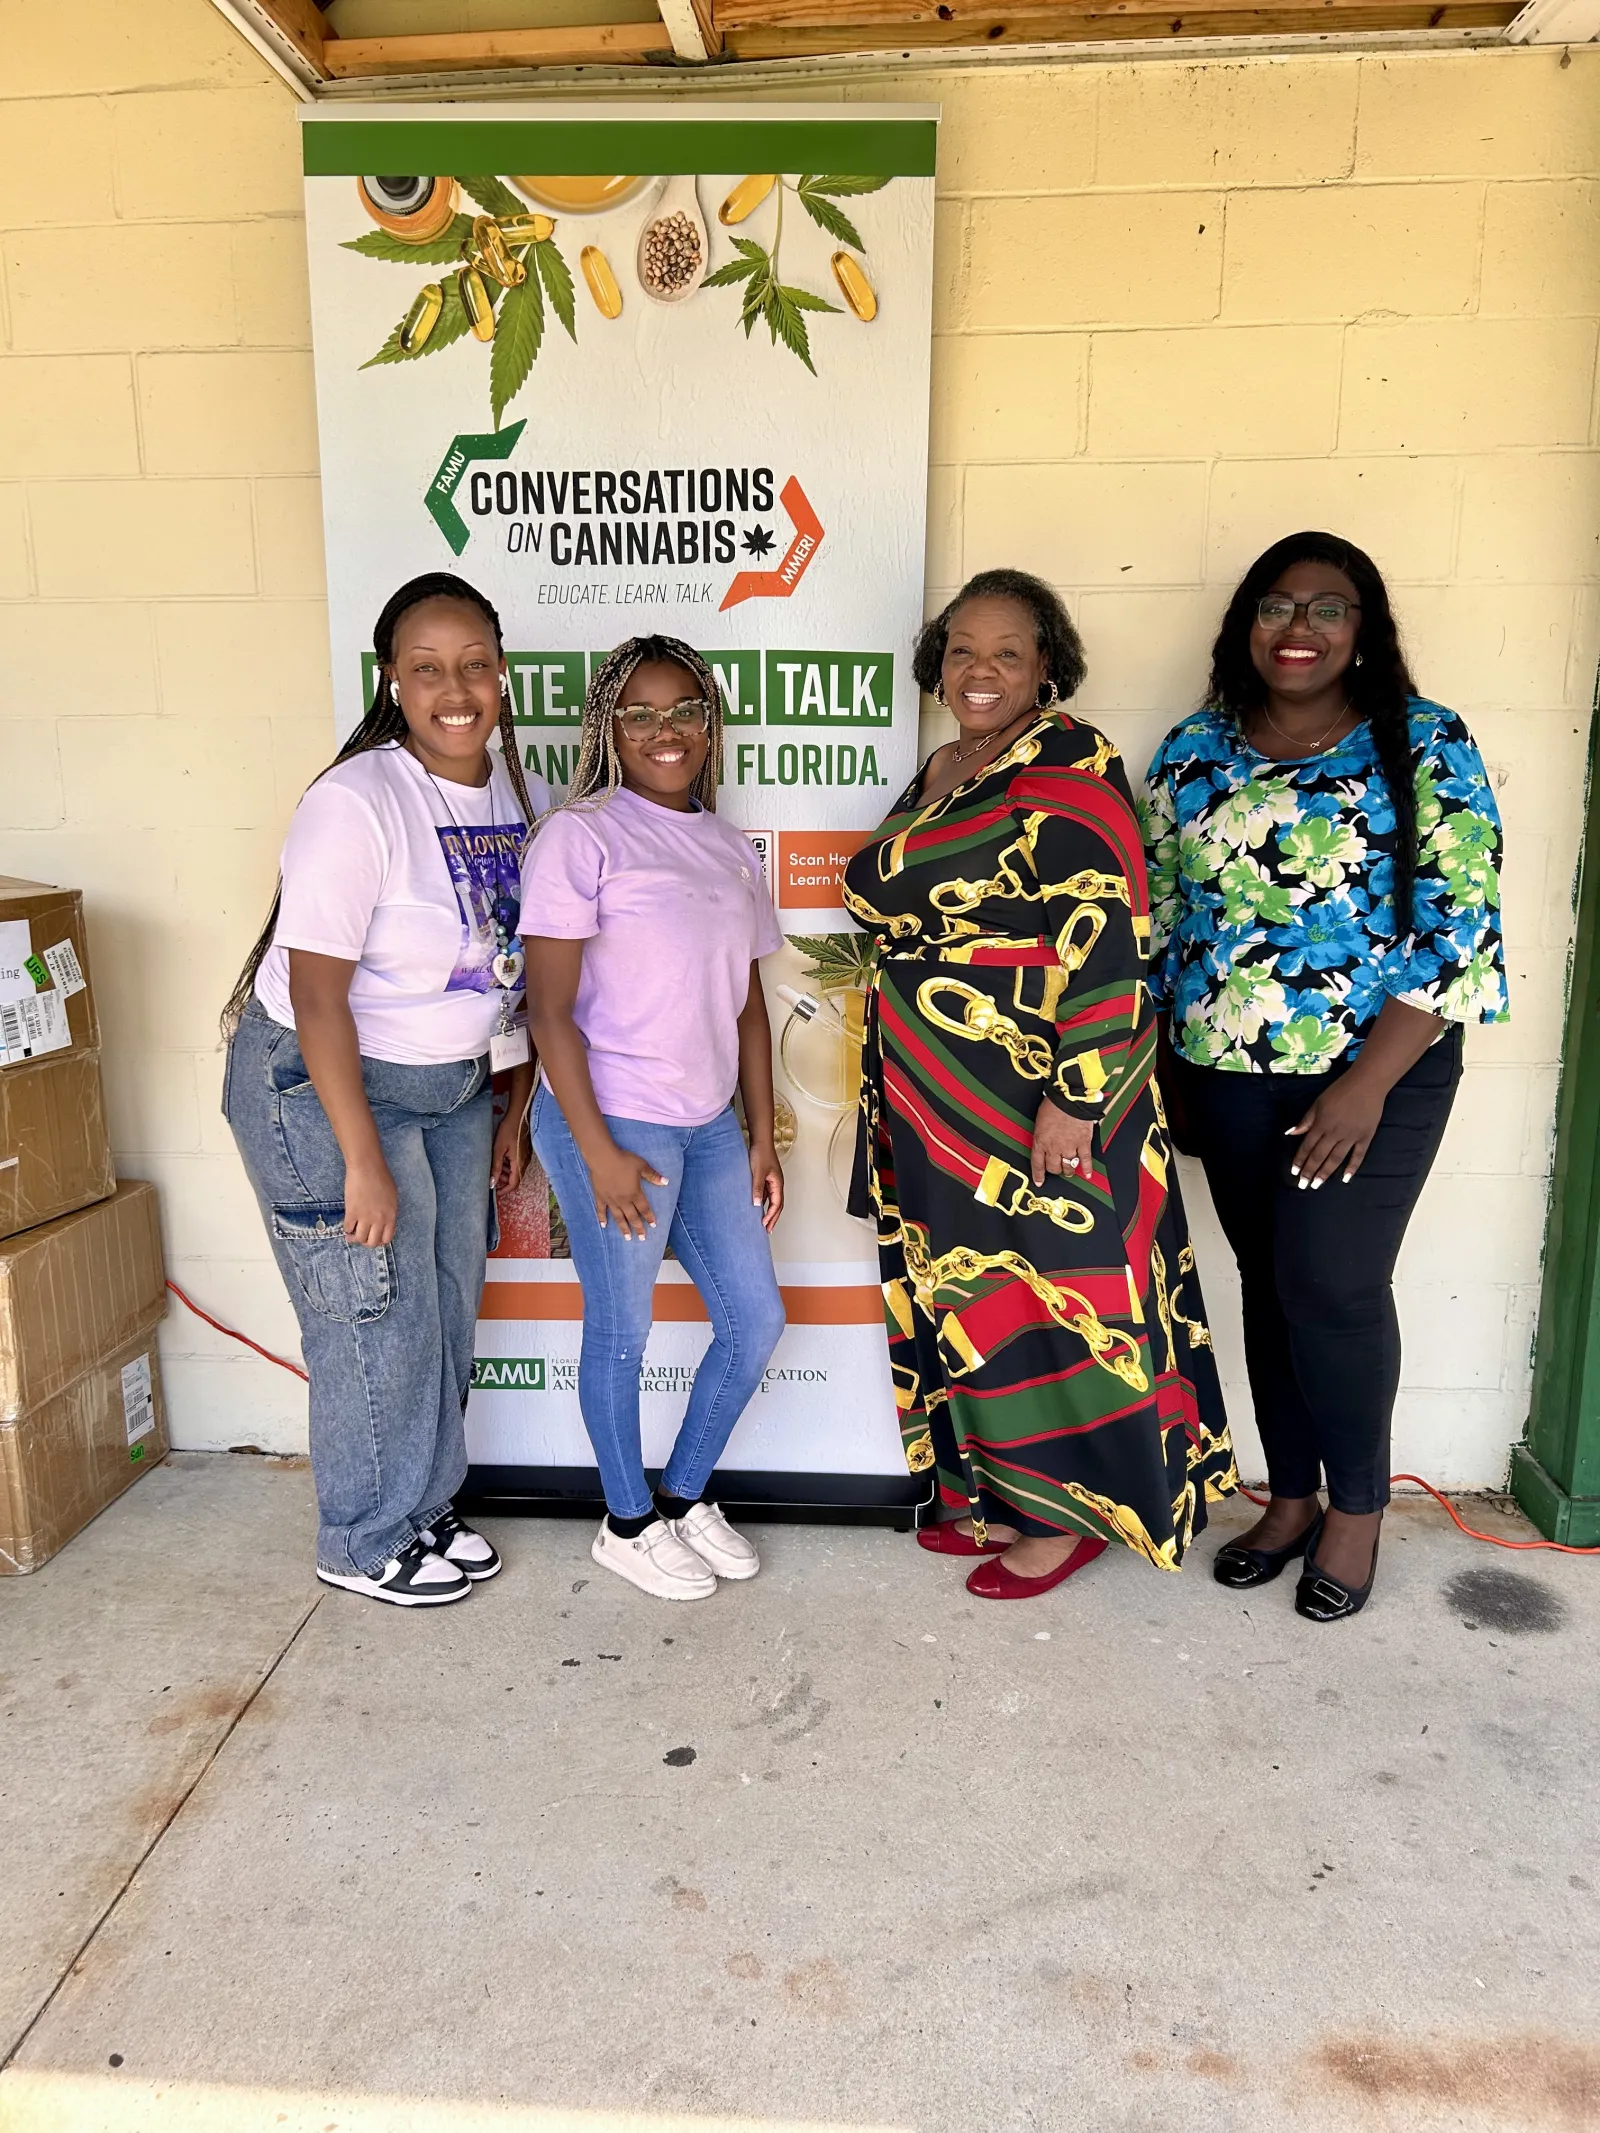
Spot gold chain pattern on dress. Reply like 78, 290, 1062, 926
916, 976, 1056, 1080
975, 1155, 1095, 1234
899, 1224, 1148, 1392
1150, 1240, 1178, 1379
927, 835, 1041, 918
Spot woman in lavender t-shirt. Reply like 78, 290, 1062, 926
522, 635, 786, 1603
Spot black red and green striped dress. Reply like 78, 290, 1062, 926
842, 711, 1237, 1568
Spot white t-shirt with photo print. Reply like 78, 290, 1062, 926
256, 740, 550, 1066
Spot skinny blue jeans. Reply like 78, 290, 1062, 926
224, 1001, 494, 1578
531, 1086, 785, 1518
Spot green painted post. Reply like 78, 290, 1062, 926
1513, 698, 1600, 1544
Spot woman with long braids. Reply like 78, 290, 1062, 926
843, 569, 1235, 1603
521, 635, 786, 1603
1143, 532, 1507, 1621
221, 573, 549, 1606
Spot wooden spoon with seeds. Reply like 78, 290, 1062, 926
636, 175, 709, 306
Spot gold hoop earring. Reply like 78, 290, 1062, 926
933, 681, 948, 707
1037, 680, 1060, 710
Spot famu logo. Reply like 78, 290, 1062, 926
472, 1356, 545, 1391
423, 423, 823, 610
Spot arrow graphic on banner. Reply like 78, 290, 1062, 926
720, 477, 825, 611
424, 419, 528, 556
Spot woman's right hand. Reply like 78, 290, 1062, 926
343, 1157, 398, 1247
586, 1142, 667, 1240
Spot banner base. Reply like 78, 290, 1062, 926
462, 1464, 930, 1529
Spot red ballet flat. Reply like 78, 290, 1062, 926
917, 1522, 1008, 1558
965, 1535, 1108, 1599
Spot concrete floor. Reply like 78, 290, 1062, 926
1, 1456, 1598, 2133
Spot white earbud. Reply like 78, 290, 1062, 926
389, 680, 400, 706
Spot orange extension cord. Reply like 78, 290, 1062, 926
166, 1282, 1600, 1554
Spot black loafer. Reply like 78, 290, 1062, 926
1295, 1530, 1380, 1622
1213, 1509, 1323, 1590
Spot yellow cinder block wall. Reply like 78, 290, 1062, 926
1, 2, 1596, 1484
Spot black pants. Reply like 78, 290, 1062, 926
1170, 1029, 1462, 1515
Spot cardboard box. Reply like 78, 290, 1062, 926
0, 1323, 168, 1574
0, 1181, 169, 1572
0, 876, 100, 1063
0, 877, 113, 1241
0, 1049, 116, 1242
0, 1181, 167, 1420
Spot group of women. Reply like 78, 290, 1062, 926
221, 530, 1508, 1626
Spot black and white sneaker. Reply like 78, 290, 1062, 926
317, 1533, 472, 1606
418, 1507, 502, 1581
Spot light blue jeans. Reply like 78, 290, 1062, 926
531, 1086, 785, 1518
223, 1001, 494, 1578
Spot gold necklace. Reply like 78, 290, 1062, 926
1260, 701, 1352, 755
950, 711, 1032, 766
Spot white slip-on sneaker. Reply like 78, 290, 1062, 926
591, 1517, 717, 1601
672, 1501, 760, 1581
316, 1533, 472, 1606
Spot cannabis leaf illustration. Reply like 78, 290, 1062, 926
791, 933, 877, 992
490, 267, 544, 427
706, 175, 889, 372
794, 175, 889, 251
742, 525, 776, 556
362, 270, 498, 369
534, 239, 577, 341
458, 174, 524, 219
704, 235, 837, 375
341, 216, 476, 265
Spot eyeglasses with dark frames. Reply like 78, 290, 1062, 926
1256, 593, 1361, 631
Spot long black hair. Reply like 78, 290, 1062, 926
1208, 531, 1420, 936
221, 571, 538, 1034
913, 567, 1087, 702
552, 633, 724, 817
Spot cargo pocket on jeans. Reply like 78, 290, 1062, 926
270, 1203, 394, 1324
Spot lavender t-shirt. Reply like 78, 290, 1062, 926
520, 787, 782, 1127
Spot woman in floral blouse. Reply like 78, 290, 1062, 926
1142, 531, 1507, 1622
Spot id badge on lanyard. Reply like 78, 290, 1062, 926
488, 894, 530, 1071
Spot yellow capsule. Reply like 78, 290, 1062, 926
580, 245, 623, 320
459, 265, 495, 342
497, 213, 556, 245
399, 280, 444, 353
718, 174, 777, 227
830, 250, 877, 323
471, 215, 526, 288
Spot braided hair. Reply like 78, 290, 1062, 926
1207, 531, 1420, 937
551, 633, 724, 820
913, 567, 1087, 701
221, 571, 537, 1034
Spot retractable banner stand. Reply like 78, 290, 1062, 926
299, 102, 938, 1513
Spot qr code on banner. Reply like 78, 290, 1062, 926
743, 830, 774, 886
0, 989, 70, 1068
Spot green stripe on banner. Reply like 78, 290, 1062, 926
302, 119, 937, 179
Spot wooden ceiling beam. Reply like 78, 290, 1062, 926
723, 1, 1512, 45
719, 0, 1506, 28
207, 0, 329, 83
654, 0, 724, 60
321, 24, 678, 74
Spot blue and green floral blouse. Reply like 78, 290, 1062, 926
1140, 698, 1508, 1074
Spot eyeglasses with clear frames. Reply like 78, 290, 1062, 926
1256, 594, 1361, 631
614, 698, 711, 741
